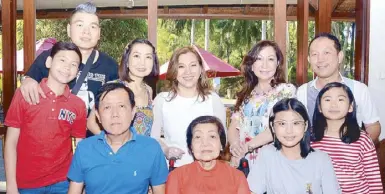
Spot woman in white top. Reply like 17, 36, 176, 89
151, 46, 226, 167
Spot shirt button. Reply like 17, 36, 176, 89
109, 152, 113, 155
53, 100, 56, 103
52, 108, 55, 111
49, 92, 53, 95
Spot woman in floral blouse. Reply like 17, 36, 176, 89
228, 40, 296, 166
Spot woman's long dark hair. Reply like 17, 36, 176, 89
234, 40, 286, 112
119, 38, 159, 85
312, 82, 360, 143
269, 98, 314, 158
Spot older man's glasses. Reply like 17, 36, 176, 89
273, 120, 306, 129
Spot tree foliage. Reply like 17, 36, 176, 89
0, 18, 356, 98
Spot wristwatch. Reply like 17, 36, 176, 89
21, 75, 30, 82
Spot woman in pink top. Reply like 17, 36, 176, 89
166, 116, 250, 194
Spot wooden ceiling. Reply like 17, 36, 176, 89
0, 0, 356, 21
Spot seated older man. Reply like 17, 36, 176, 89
67, 82, 168, 194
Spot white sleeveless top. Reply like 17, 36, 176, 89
151, 91, 226, 167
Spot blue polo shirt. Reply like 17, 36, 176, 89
67, 129, 168, 194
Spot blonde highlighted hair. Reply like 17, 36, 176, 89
166, 46, 211, 101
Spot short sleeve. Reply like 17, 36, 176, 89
25, 50, 51, 82
235, 170, 251, 194
67, 141, 85, 183
247, 146, 268, 193
4, 89, 26, 128
319, 152, 342, 194
357, 84, 380, 124
211, 92, 227, 130
296, 84, 308, 108
108, 60, 119, 81
71, 100, 87, 138
165, 169, 181, 194
151, 93, 166, 138
150, 141, 168, 186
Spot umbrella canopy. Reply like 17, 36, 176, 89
0, 38, 57, 72
159, 45, 240, 80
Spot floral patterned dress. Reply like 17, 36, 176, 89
109, 79, 153, 136
232, 83, 296, 161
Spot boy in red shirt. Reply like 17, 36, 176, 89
4, 42, 87, 194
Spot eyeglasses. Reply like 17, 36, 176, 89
273, 120, 306, 129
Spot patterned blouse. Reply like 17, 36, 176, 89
232, 83, 296, 157
108, 79, 153, 136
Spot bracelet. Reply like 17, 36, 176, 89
248, 144, 255, 152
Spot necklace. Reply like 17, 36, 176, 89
252, 86, 273, 96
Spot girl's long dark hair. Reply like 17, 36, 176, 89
234, 40, 286, 112
312, 82, 361, 143
269, 98, 314, 158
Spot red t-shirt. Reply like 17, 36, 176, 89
166, 160, 250, 194
5, 78, 87, 188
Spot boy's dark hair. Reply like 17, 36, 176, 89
50, 42, 82, 63
95, 82, 135, 111
312, 82, 361, 144
309, 32, 342, 53
69, 2, 98, 22
119, 38, 159, 84
186, 116, 227, 159
269, 98, 314, 158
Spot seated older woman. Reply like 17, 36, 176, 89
247, 98, 341, 193
166, 116, 250, 194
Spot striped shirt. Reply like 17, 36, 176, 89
311, 132, 383, 194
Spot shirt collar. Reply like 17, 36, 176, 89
39, 78, 71, 99
97, 127, 137, 143
310, 72, 346, 90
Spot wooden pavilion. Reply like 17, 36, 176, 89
1, 0, 376, 186
0, 0, 369, 123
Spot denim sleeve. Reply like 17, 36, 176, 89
150, 141, 169, 186
67, 141, 85, 183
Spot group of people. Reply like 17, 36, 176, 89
2, 2, 383, 194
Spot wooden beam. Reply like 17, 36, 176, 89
274, 0, 287, 80
315, 0, 333, 33
354, 0, 370, 84
23, 0, 36, 72
309, 0, 318, 10
333, 0, 345, 12
147, 0, 158, 98
1, 0, 18, 135
297, 0, 309, 85
9, 6, 356, 21
148, 0, 157, 48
